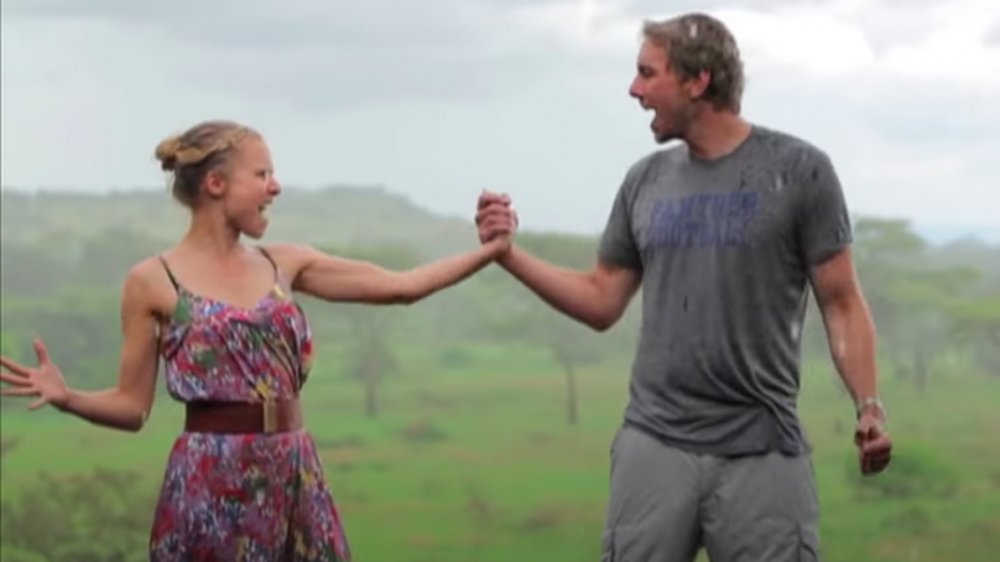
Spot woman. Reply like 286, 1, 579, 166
0, 120, 517, 561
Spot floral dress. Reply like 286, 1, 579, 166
149, 250, 351, 562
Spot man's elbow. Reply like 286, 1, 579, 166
587, 318, 615, 332
585, 307, 622, 332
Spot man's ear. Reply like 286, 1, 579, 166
685, 69, 712, 100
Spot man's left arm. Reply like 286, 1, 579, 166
811, 248, 878, 404
797, 147, 892, 476
810, 248, 892, 475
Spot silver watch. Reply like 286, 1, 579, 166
855, 396, 887, 421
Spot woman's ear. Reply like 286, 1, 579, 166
203, 169, 228, 200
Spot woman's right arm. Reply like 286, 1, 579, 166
0, 261, 162, 432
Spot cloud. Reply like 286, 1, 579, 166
1, 0, 577, 111
1, 0, 996, 234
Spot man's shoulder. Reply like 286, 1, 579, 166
623, 143, 686, 183
634, 142, 687, 167
751, 125, 831, 165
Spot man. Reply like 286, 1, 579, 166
476, 12, 892, 562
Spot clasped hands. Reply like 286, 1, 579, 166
475, 190, 518, 257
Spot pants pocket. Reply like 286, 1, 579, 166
797, 522, 820, 562
601, 523, 696, 562
600, 528, 616, 562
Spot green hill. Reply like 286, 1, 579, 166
0, 185, 482, 259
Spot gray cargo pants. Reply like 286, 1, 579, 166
600, 425, 820, 562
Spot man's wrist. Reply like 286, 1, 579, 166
495, 243, 516, 267
855, 396, 887, 421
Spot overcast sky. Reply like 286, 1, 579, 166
2, 0, 998, 239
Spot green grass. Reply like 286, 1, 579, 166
2, 352, 999, 561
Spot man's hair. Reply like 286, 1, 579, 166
642, 13, 745, 113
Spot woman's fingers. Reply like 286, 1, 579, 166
0, 371, 31, 386
1, 386, 38, 397
0, 356, 30, 377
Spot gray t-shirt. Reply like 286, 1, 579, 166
599, 125, 852, 456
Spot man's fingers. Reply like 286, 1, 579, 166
867, 454, 891, 469
862, 455, 891, 475
857, 427, 891, 475
482, 219, 516, 240
483, 202, 512, 215
476, 205, 514, 226
863, 436, 892, 456
860, 449, 890, 474
854, 419, 886, 445
482, 220, 512, 237
485, 213, 517, 230
477, 191, 510, 209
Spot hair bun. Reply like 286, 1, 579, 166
154, 136, 183, 172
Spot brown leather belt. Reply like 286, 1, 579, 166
185, 398, 303, 434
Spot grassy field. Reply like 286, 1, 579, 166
1, 346, 999, 561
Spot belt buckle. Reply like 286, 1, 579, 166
262, 399, 278, 433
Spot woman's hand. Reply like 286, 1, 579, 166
0, 338, 70, 411
476, 190, 518, 245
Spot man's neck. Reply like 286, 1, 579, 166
683, 110, 752, 161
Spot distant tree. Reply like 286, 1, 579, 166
484, 232, 629, 425
853, 218, 981, 391
0, 243, 72, 298
952, 295, 1000, 378
0, 292, 121, 389
70, 227, 167, 289
316, 243, 422, 418
0, 469, 155, 562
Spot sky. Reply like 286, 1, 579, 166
2, 0, 998, 241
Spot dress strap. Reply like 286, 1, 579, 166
157, 255, 180, 292
257, 246, 279, 280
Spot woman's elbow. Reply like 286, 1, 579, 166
393, 292, 421, 305
387, 276, 425, 305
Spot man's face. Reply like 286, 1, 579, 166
629, 40, 695, 144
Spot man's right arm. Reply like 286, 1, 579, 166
496, 246, 641, 332
478, 160, 646, 331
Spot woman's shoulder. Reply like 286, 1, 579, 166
259, 242, 323, 275
119, 252, 182, 316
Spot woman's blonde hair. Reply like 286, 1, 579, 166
154, 120, 259, 207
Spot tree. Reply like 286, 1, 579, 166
851, 218, 973, 392
952, 295, 1000, 378
0, 242, 72, 299
0, 292, 122, 389
0, 469, 155, 562
485, 232, 632, 425
315, 243, 422, 418
70, 227, 166, 289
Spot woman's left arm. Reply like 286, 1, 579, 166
268, 238, 510, 305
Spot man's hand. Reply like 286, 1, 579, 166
854, 404, 892, 475
476, 190, 517, 244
